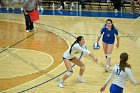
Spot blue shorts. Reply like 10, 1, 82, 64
103, 40, 114, 44
110, 84, 123, 93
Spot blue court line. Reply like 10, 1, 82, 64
0, 8, 139, 19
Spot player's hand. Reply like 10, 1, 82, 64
25, 12, 28, 15
100, 85, 106, 92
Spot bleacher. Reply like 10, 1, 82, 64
41, 0, 130, 11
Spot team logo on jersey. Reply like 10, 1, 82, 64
107, 34, 110, 37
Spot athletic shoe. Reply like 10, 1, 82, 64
58, 80, 64, 88
26, 30, 30, 32
77, 76, 87, 83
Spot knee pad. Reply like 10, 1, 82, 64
80, 64, 85, 70
66, 71, 73, 76
106, 54, 111, 58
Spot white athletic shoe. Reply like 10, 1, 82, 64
115, 9, 118, 13
40, 7, 44, 11
26, 30, 30, 32
105, 66, 109, 72
12, 7, 14, 10
21, 7, 23, 11
58, 80, 64, 88
64, 2, 67, 6
38, 7, 40, 11
77, 76, 87, 83
70, 7, 73, 11
6, 7, 9, 10
58, 6, 63, 10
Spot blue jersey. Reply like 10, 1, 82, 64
100, 25, 119, 44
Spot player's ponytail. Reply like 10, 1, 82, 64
69, 36, 83, 54
119, 52, 131, 72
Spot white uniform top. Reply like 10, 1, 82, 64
105, 64, 137, 88
63, 43, 91, 59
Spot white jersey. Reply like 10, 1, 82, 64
105, 64, 137, 88
63, 43, 91, 59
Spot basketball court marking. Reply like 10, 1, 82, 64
0, 19, 72, 92
0, 47, 18, 62
0, 48, 54, 78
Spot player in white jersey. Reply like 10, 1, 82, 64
58, 36, 98, 88
100, 52, 140, 93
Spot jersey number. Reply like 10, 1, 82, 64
116, 69, 121, 75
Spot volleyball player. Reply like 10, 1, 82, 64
96, 19, 120, 72
58, 36, 98, 88
100, 52, 140, 93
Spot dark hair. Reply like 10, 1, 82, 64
106, 19, 115, 30
69, 36, 83, 54
119, 52, 131, 72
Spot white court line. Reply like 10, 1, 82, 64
0, 48, 18, 61
1, 26, 71, 93
131, 16, 140, 24
0, 48, 54, 78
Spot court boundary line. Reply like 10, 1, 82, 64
0, 48, 54, 78
0, 32, 38, 53
0, 48, 18, 62
1, 29, 71, 93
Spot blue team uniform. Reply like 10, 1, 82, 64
100, 25, 119, 44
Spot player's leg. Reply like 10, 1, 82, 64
70, 0, 74, 11
19, 0, 24, 10
71, 57, 86, 83
6, 0, 9, 10
102, 42, 108, 59
105, 44, 114, 72
58, 59, 73, 88
0, 0, 1, 8
38, 0, 43, 10
58, 0, 66, 10
12, 0, 15, 10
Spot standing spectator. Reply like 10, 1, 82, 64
58, 0, 74, 11
0, 0, 1, 8
6, 0, 15, 10
111, 0, 122, 13
37, 0, 43, 11
23, 0, 38, 32
19, 0, 25, 10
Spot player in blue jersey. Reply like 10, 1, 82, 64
100, 52, 140, 93
96, 19, 120, 72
